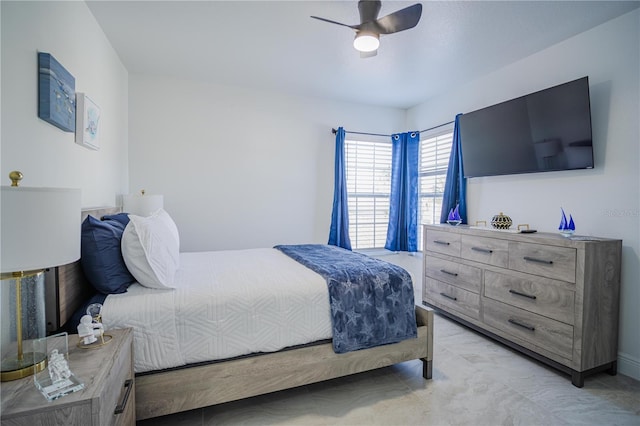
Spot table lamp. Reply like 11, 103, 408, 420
122, 189, 163, 216
1, 171, 81, 381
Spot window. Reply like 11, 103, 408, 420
344, 125, 454, 251
418, 127, 454, 248
345, 138, 392, 249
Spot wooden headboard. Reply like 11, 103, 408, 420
45, 206, 121, 331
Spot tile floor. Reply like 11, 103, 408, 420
137, 312, 640, 425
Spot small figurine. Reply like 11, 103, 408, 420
48, 349, 71, 383
77, 314, 104, 345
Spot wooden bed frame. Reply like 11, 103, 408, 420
54, 207, 434, 420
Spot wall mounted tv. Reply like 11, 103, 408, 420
459, 76, 594, 178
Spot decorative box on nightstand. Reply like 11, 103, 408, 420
1, 328, 135, 426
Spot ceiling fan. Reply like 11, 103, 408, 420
311, 0, 422, 58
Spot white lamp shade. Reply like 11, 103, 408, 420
122, 194, 163, 217
1, 186, 81, 273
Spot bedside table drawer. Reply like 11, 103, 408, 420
508, 242, 576, 283
483, 298, 574, 359
425, 256, 481, 294
99, 334, 135, 426
424, 277, 480, 320
484, 270, 575, 324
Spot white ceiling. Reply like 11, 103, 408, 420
86, 0, 639, 109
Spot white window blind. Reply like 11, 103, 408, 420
418, 127, 454, 249
345, 138, 392, 250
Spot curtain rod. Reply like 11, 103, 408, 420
419, 120, 455, 133
331, 120, 455, 137
331, 128, 390, 137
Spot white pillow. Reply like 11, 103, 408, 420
121, 208, 180, 289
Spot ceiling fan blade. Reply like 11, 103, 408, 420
310, 15, 359, 30
311, 1, 420, 55
360, 49, 378, 59
374, 3, 422, 35
358, 0, 382, 24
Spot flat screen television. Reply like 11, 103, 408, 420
459, 76, 594, 178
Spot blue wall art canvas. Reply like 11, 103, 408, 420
38, 52, 76, 132
75, 93, 100, 150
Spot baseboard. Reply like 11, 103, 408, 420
617, 352, 640, 381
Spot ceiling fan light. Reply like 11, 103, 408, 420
353, 32, 379, 52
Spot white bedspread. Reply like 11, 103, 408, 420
102, 248, 332, 373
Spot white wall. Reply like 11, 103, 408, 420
0, 1, 129, 207
0, 0, 127, 357
128, 75, 405, 252
407, 10, 640, 380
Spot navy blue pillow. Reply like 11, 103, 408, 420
81, 215, 135, 294
102, 212, 130, 227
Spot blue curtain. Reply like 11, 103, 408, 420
385, 131, 420, 252
328, 127, 352, 250
440, 113, 468, 224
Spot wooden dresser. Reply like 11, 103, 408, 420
422, 224, 621, 387
1, 328, 134, 426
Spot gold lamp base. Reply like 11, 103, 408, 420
1, 268, 48, 382
1, 351, 47, 382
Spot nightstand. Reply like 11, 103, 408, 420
1, 328, 135, 426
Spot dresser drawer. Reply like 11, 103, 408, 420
483, 298, 574, 359
484, 270, 575, 324
425, 256, 481, 293
508, 242, 576, 283
461, 235, 509, 268
424, 277, 480, 320
425, 229, 461, 257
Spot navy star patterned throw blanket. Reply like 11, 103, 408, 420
274, 244, 417, 353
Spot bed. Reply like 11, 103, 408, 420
53, 207, 434, 420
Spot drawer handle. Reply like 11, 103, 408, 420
509, 289, 537, 300
440, 292, 457, 301
523, 256, 553, 265
440, 269, 458, 277
114, 379, 133, 415
508, 318, 536, 331
434, 240, 450, 246
471, 247, 493, 254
